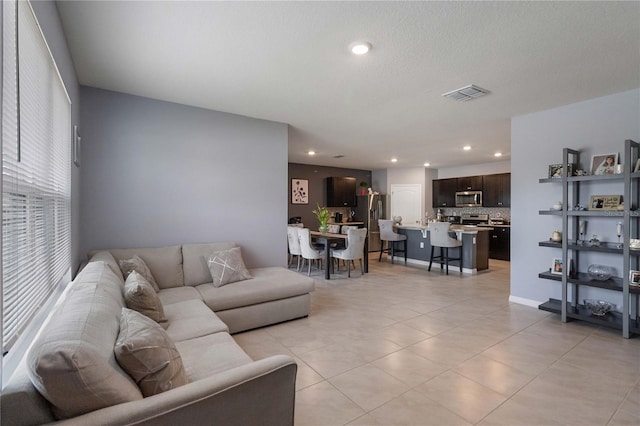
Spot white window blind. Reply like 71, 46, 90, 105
2, 0, 71, 353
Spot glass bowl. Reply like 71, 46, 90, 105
584, 299, 615, 317
587, 264, 614, 281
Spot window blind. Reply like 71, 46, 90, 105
2, 0, 71, 353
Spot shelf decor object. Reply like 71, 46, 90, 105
537, 140, 640, 338
587, 264, 615, 281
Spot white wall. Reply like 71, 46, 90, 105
511, 89, 640, 307
437, 160, 511, 179
80, 87, 289, 268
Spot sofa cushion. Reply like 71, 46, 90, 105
27, 261, 142, 419
124, 271, 167, 327
196, 266, 315, 311
182, 242, 238, 286
119, 255, 160, 291
157, 286, 203, 305
115, 308, 188, 397
163, 299, 229, 342
91, 245, 184, 289
89, 250, 124, 283
207, 247, 252, 287
175, 332, 253, 382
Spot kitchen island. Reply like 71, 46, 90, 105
394, 224, 491, 273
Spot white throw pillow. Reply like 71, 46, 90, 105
119, 255, 160, 291
124, 271, 168, 328
207, 247, 252, 287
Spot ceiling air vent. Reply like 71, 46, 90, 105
442, 84, 490, 101
333, 155, 345, 159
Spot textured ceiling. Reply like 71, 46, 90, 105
56, 1, 640, 170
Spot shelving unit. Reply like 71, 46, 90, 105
537, 140, 640, 338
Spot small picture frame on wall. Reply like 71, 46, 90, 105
548, 163, 574, 178
291, 179, 308, 204
73, 125, 81, 167
629, 270, 640, 287
551, 258, 564, 275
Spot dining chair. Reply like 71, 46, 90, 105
286, 226, 302, 271
298, 228, 325, 276
379, 219, 407, 264
428, 222, 462, 274
331, 227, 367, 277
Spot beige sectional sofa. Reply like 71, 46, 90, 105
1, 242, 315, 425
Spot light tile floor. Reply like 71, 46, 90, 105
233, 256, 640, 425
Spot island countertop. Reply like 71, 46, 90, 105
395, 224, 493, 234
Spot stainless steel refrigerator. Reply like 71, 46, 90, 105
354, 193, 385, 252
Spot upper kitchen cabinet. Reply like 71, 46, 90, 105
326, 177, 357, 207
482, 173, 511, 207
432, 178, 457, 207
456, 175, 483, 191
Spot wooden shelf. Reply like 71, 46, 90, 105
538, 271, 640, 294
567, 174, 624, 182
539, 299, 640, 334
538, 240, 635, 254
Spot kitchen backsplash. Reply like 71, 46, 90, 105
433, 207, 511, 222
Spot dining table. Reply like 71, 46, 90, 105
310, 230, 368, 279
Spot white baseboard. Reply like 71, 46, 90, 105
509, 295, 544, 308
391, 256, 477, 274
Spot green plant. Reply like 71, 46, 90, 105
312, 203, 330, 227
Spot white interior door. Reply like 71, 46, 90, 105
390, 184, 422, 225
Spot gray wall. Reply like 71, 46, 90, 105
288, 163, 371, 227
80, 87, 288, 268
31, 1, 81, 273
511, 89, 640, 307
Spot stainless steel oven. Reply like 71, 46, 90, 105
455, 191, 482, 207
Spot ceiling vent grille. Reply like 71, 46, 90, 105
442, 85, 490, 101
333, 155, 345, 159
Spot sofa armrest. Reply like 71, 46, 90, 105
52, 355, 297, 426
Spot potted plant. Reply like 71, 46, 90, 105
359, 181, 368, 195
312, 203, 330, 233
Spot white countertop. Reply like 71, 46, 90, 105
395, 224, 492, 234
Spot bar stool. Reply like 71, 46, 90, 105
428, 222, 462, 274
379, 220, 407, 264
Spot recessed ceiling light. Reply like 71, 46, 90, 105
391, 158, 398, 163
350, 41, 371, 55
494, 152, 503, 157
463, 145, 471, 151
424, 162, 430, 167
308, 150, 315, 155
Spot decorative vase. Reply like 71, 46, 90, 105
587, 264, 615, 281
319, 225, 328, 234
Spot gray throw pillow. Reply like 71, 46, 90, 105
207, 247, 252, 287
124, 271, 168, 328
115, 308, 188, 397
119, 255, 160, 291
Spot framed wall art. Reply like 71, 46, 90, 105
291, 179, 308, 204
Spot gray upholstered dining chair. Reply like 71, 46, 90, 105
297, 227, 325, 276
428, 222, 462, 274
331, 227, 367, 277
379, 219, 407, 264
287, 226, 302, 271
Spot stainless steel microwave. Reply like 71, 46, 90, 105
455, 191, 482, 207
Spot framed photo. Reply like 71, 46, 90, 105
588, 195, 622, 211
551, 257, 564, 275
629, 270, 640, 286
291, 179, 309, 204
590, 153, 618, 175
73, 125, 81, 167
548, 163, 574, 178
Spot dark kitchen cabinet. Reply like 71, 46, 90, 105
483, 173, 511, 207
326, 177, 356, 207
489, 227, 510, 261
432, 178, 457, 207
456, 175, 483, 191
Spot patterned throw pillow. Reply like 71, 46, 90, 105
124, 271, 168, 328
115, 308, 188, 397
119, 255, 160, 291
207, 247, 252, 287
